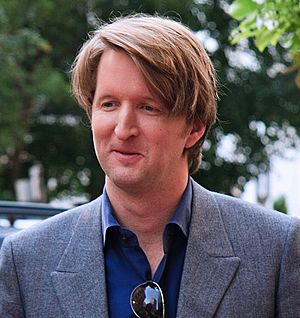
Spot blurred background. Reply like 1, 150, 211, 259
0, 0, 299, 217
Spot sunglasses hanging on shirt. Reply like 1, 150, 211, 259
130, 281, 165, 318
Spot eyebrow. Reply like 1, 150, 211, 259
92, 94, 114, 106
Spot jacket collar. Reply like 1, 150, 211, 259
176, 180, 240, 317
50, 180, 240, 318
50, 197, 109, 318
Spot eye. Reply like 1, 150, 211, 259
141, 104, 160, 113
143, 105, 155, 112
101, 101, 118, 110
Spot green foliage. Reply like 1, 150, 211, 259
273, 195, 288, 214
0, 0, 299, 202
229, 0, 300, 88
229, 0, 259, 21
0, 0, 92, 199
229, 0, 300, 51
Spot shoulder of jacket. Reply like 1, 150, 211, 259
4, 196, 103, 248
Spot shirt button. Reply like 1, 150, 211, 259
121, 235, 128, 244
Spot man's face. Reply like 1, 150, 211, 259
91, 49, 202, 193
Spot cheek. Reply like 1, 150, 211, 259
91, 114, 112, 140
91, 123, 100, 144
152, 129, 183, 154
91, 125, 107, 156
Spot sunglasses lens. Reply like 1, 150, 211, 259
130, 281, 164, 318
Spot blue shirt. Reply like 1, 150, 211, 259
102, 179, 192, 318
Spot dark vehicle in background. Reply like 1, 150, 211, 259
0, 201, 66, 247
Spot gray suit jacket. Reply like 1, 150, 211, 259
1, 181, 300, 317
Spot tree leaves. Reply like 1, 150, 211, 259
254, 26, 284, 52
229, 0, 300, 88
0, 0, 299, 201
229, 0, 259, 20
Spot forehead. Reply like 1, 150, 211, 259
98, 48, 135, 71
95, 48, 157, 100
98, 49, 143, 82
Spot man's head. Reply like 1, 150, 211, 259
71, 14, 218, 174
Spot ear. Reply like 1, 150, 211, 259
184, 120, 206, 149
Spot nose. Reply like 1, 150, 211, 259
114, 104, 139, 140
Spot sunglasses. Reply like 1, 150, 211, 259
130, 281, 165, 318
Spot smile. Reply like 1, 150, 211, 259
112, 150, 143, 163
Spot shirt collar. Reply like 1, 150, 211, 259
101, 178, 192, 246
167, 178, 192, 237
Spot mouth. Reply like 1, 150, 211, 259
112, 146, 142, 155
111, 149, 143, 163
113, 150, 140, 155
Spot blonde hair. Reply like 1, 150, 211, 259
71, 14, 218, 174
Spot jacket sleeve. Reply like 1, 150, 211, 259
276, 217, 300, 317
0, 237, 25, 318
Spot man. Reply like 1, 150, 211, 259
0, 14, 300, 318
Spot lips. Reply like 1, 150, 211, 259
111, 148, 143, 164
114, 150, 139, 155
111, 144, 142, 154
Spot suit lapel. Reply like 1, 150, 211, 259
51, 198, 109, 318
177, 181, 240, 317
50, 182, 239, 317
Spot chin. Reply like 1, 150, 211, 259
108, 173, 142, 186
108, 171, 154, 192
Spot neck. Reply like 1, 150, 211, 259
105, 176, 189, 235
105, 175, 189, 275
